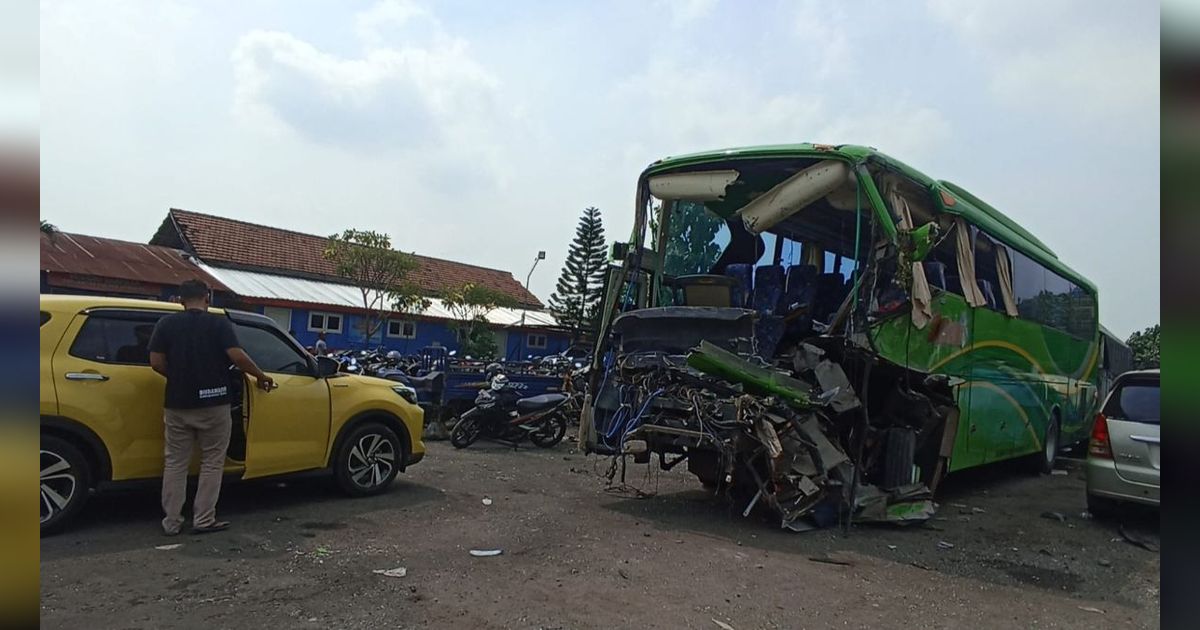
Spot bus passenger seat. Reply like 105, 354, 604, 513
724, 263, 753, 308
784, 264, 818, 311
813, 273, 849, 322
753, 265, 785, 315
945, 271, 963, 296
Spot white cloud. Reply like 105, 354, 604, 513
609, 56, 950, 165
793, 0, 853, 80
927, 0, 1158, 123
655, 0, 718, 27
354, 0, 435, 49
231, 2, 523, 188
821, 102, 952, 164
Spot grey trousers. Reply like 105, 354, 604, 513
161, 404, 232, 532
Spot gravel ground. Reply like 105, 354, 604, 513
41, 440, 1159, 629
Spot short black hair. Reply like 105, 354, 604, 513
178, 280, 209, 301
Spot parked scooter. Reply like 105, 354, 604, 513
449, 373, 569, 449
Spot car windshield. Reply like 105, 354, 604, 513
1104, 379, 1160, 424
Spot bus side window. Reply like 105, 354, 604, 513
1067, 285, 1096, 340
1043, 272, 1072, 332
925, 228, 959, 295
972, 230, 1003, 311
1011, 249, 1045, 322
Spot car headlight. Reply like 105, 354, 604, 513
392, 384, 418, 405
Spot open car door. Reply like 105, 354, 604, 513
231, 320, 332, 479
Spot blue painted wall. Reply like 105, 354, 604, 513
261, 305, 569, 359
503, 330, 570, 360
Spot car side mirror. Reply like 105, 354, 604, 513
316, 355, 340, 377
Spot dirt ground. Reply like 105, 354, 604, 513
41, 439, 1160, 629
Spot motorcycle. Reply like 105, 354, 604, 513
449, 374, 569, 449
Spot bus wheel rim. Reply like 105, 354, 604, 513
1045, 424, 1057, 463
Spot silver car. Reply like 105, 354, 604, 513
1086, 369, 1160, 515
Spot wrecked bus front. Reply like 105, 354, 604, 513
580, 143, 1099, 531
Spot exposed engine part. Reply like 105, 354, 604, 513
586, 308, 956, 532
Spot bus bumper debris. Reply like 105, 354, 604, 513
586, 312, 957, 532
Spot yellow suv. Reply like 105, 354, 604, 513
39, 295, 425, 533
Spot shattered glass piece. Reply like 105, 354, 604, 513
853, 484, 889, 522
795, 475, 820, 497
797, 417, 849, 471
813, 360, 862, 413
783, 519, 818, 533
792, 343, 826, 374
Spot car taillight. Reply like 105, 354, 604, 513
1089, 413, 1112, 459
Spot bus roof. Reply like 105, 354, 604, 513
1100, 324, 1129, 346
641, 143, 1095, 294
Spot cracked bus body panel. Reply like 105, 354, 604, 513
580, 143, 1100, 530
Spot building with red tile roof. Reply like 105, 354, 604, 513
151, 208, 542, 309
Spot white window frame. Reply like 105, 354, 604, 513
386, 319, 417, 339
527, 333, 547, 349
307, 311, 344, 334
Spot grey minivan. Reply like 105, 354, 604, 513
1086, 369, 1160, 515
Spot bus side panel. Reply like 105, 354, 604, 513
871, 292, 1093, 470
968, 308, 1055, 461
1045, 327, 1100, 444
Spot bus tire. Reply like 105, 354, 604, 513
1033, 415, 1060, 475
883, 428, 916, 490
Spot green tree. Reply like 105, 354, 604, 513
41, 219, 58, 241
1126, 324, 1160, 369
548, 207, 608, 338
323, 229, 427, 348
442, 283, 517, 360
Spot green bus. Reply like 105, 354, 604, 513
583, 143, 1099, 495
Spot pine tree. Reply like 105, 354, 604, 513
548, 207, 608, 339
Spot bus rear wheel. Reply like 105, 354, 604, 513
1033, 416, 1060, 475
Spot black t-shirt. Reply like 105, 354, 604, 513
148, 309, 241, 409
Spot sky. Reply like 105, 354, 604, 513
40, 0, 1160, 338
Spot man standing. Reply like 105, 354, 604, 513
314, 331, 328, 356
149, 280, 275, 535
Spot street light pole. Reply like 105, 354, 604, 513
520, 251, 546, 361
526, 250, 546, 290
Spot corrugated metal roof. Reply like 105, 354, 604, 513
157, 209, 544, 308
200, 264, 558, 328
41, 232, 228, 290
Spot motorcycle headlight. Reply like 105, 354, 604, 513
392, 384, 418, 405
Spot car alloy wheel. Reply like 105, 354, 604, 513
347, 432, 396, 490
40, 449, 78, 525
